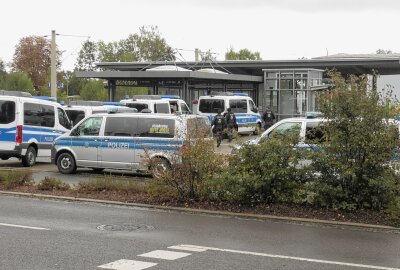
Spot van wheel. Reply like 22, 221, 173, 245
253, 123, 262, 135
22, 146, 36, 167
151, 158, 170, 178
1, 156, 9, 160
57, 152, 77, 174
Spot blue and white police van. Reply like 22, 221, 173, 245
51, 112, 210, 177
195, 92, 262, 134
0, 90, 71, 166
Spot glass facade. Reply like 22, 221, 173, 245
263, 69, 324, 121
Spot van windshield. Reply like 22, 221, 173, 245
199, 99, 224, 113
66, 110, 85, 126
0, 100, 15, 124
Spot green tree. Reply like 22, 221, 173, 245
311, 71, 400, 210
0, 72, 35, 94
376, 49, 393, 54
0, 58, 5, 74
136, 25, 175, 61
200, 49, 217, 61
225, 47, 262, 60
79, 80, 107, 101
75, 40, 99, 71
11, 36, 62, 91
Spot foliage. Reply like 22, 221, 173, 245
225, 47, 262, 60
11, 36, 62, 91
149, 122, 225, 200
0, 170, 33, 189
79, 79, 108, 101
200, 49, 217, 61
76, 25, 175, 71
0, 58, 5, 74
209, 132, 310, 204
0, 72, 35, 94
37, 177, 70, 191
310, 71, 400, 210
76, 175, 145, 194
376, 49, 393, 54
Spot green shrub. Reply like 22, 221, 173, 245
37, 177, 70, 191
0, 170, 33, 189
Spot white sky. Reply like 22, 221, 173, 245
1, 0, 400, 76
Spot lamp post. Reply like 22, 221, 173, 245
63, 73, 72, 103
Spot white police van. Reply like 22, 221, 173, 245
196, 92, 262, 134
64, 101, 137, 126
0, 90, 71, 166
120, 95, 191, 114
51, 112, 210, 177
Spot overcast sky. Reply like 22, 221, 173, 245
1, 0, 400, 75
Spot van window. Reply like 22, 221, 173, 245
229, 99, 248, 113
181, 102, 191, 114
76, 117, 102, 136
137, 118, 175, 138
104, 117, 137, 137
249, 100, 258, 113
0, 100, 15, 124
126, 103, 148, 112
199, 99, 224, 113
58, 108, 70, 129
155, 103, 170, 114
268, 122, 301, 138
24, 103, 55, 128
66, 110, 85, 126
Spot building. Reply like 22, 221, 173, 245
76, 54, 400, 119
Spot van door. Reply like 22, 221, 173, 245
0, 98, 17, 152
70, 117, 103, 167
100, 117, 137, 169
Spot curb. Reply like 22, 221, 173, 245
0, 190, 398, 232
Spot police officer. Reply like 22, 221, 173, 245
225, 107, 237, 142
262, 106, 275, 130
211, 109, 227, 147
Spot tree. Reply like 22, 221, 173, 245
0, 72, 35, 94
200, 49, 217, 61
225, 47, 262, 60
79, 80, 107, 101
0, 58, 5, 74
11, 36, 62, 91
376, 49, 393, 54
75, 40, 99, 71
136, 25, 175, 61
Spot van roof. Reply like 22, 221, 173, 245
199, 95, 252, 100
0, 95, 62, 106
92, 112, 206, 120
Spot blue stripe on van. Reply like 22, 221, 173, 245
0, 126, 65, 143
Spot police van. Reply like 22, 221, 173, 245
64, 101, 137, 126
120, 95, 191, 114
0, 90, 71, 166
195, 92, 262, 134
51, 113, 210, 177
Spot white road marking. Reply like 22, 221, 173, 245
168, 245, 208, 252
98, 259, 157, 270
175, 244, 400, 270
0, 222, 50, 231
138, 250, 191, 261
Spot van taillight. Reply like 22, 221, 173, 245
15, 125, 23, 144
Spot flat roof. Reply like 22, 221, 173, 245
75, 70, 263, 83
95, 57, 400, 76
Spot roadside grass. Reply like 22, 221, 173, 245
0, 170, 33, 189
37, 177, 70, 191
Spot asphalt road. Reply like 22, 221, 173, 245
0, 195, 399, 270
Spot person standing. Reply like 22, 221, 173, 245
262, 106, 275, 130
225, 107, 237, 142
211, 109, 227, 147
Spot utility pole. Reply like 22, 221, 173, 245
51, 30, 57, 98
195, 48, 200, 62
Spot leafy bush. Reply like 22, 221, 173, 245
310, 71, 400, 211
0, 170, 33, 189
208, 132, 311, 204
37, 177, 70, 191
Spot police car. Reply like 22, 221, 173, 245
0, 90, 71, 166
64, 100, 137, 126
195, 92, 262, 134
51, 112, 210, 177
120, 95, 191, 114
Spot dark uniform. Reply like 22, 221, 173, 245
212, 112, 227, 147
262, 108, 275, 130
225, 109, 237, 142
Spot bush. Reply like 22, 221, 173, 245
208, 132, 311, 204
37, 177, 70, 191
0, 170, 33, 189
76, 175, 145, 194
